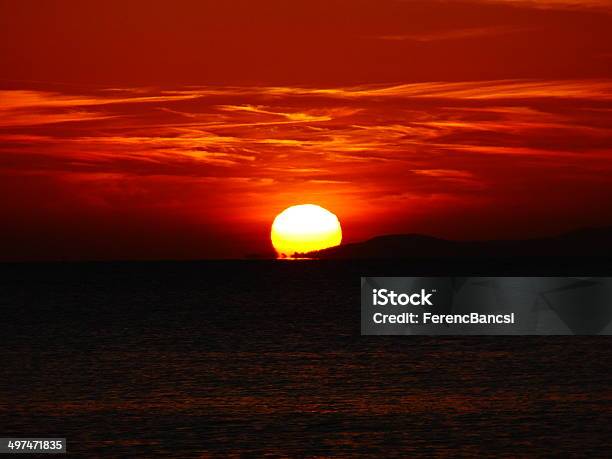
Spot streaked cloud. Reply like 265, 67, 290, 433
0, 89, 200, 111
374, 25, 529, 42
475, 0, 612, 11
1, 79, 611, 253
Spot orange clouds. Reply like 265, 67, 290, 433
1, 78, 611, 259
1, 0, 611, 259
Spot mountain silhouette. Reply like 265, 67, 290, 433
300, 227, 612, 259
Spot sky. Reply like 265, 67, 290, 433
1, 0, 612, 260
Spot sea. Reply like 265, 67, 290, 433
1, 260, 611, 457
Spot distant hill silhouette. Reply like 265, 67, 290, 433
300, 227, 612, 259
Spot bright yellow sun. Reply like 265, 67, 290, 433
271, 204, 342, 257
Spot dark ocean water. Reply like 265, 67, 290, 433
1, 260, 611, 457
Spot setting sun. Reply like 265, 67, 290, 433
271, 204, 342, 257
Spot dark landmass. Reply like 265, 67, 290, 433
302, 227, 612, 259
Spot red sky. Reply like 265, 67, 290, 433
1, 0, 612, 259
